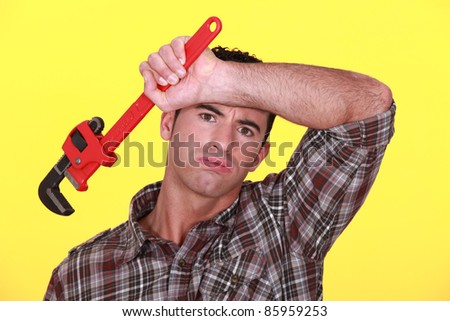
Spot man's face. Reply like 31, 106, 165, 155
160, 104, 270, 199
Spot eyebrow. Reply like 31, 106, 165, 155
196, 104, 224, 116
196, 104, 261, 133
238, 119, 261, 133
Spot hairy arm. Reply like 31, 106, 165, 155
211, 62, 392, 128
140, 37, 392, 129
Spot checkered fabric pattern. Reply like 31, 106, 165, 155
44, 102, 395, 300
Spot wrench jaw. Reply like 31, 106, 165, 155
38, 117, 106, 215
38, 155, 75, 216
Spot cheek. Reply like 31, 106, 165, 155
231, 142, 261, 168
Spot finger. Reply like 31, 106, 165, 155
139, 62, 168, 109
139, 61, 158, 91
146, 52, 172, 86
158, 44, 185, 84
171, 36, 189, 66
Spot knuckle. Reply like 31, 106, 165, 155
171, 37, 183, 47
147, 52, 159, 63
139, 61, 148, 70
158, 44, 171, 56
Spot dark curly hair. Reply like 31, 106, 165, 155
211, 46, 262, 63
175, 46, 276, 143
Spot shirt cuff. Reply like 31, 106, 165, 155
320, 100, 396, 149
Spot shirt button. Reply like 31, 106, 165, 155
178, 259, 186, 267
231, 274, 238, 284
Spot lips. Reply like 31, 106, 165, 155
199, 156, 232, 173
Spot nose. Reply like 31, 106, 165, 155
206, 127, 236, 156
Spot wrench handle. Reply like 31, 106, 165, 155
101, 16, 222, 150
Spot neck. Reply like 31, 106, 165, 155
139, 172, 239, 246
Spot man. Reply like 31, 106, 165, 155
44, 36, 395, 300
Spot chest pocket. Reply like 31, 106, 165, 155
198, 249, 274, 300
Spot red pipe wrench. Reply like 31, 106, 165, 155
39, 17, 222, 215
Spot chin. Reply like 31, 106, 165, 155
189, 174, 241, 199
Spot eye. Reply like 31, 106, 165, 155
199, 113, 216, 122
237, 127, 254, 137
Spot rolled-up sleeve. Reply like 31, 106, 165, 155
280, 101, 396, 260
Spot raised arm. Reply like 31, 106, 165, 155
140, 37, 392, 129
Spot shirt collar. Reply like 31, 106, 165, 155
211, 197, 239, 227
123, 181, 162, 263
123, 181, 240, 263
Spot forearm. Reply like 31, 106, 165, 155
209, 61, 393, 129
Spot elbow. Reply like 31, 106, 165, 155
346, 79, 393, 124
375, 81, 393, 113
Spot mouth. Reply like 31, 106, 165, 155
198, 156, 232, 173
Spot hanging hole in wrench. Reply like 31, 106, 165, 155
209, 21, 217, 32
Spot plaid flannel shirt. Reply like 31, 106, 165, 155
44, 102, 395, 300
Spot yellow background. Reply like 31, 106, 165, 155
1, 0, 449, 300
